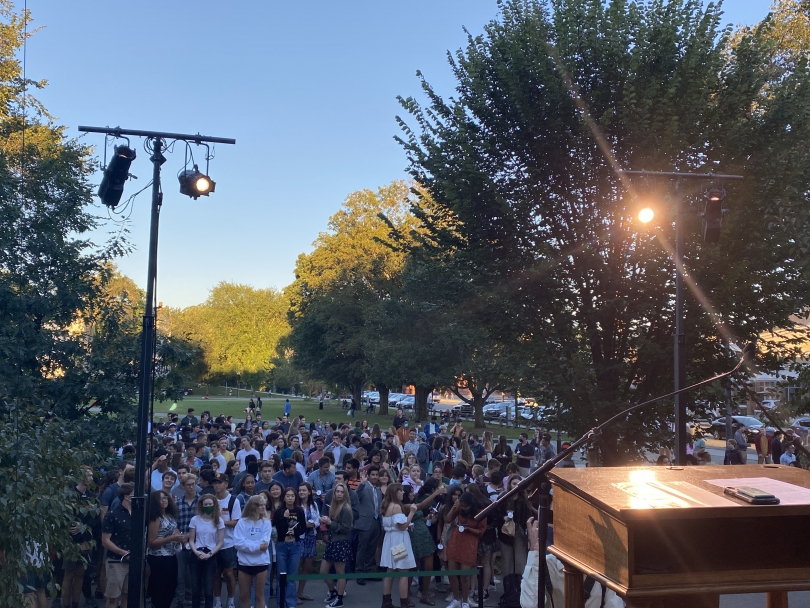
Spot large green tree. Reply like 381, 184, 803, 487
165, 282, 289, 390
287, 181, 419, 410
397, 0, 810, 461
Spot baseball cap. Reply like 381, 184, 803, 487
361, 433, 370, 439
418, 432, 427, 440
211, 472, 227, 483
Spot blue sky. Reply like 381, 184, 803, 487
25, 0, 773, 308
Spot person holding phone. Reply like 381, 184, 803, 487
319, 482, 355, 607
272, 487, 307, 608
188, 495, 225, 608
147, 490, 183, 608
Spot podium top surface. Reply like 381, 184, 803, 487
548, 464, 810, 520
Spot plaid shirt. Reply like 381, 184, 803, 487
176, 494, 198, 534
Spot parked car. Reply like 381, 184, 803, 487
710, 415, 766, 441
484, 401, 514, 420
790, 417, 810, 440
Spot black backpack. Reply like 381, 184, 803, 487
498, 573, 523, 608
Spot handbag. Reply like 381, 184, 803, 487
391, 543, 408, 561
501, 519, 515, 536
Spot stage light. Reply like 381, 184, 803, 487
98, 145, 137, 208
638, 207, 655, 224
701, 187, 726, 243
178, 165, 215, 199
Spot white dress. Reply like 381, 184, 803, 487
380, 512, 416, 569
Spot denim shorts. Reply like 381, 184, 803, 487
216, 546, 238, 570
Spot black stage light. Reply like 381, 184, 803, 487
701, 187, 726, 243
98, 145, 137, 208
178, 165, 215, 199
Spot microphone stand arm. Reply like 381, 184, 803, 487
474, 345, 752, 608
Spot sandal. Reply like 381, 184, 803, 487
419, 598, 435, 606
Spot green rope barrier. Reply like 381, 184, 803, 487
287, 569, 478, 581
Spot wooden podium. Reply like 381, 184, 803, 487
547, 465, 810, 608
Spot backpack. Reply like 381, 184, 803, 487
498, 573, 523, 608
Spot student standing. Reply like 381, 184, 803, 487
272, 487, 307, 608
234, 495, 273, 608
380, 484, 418, 608
147, 490, 183, 608
319, 482, 355, 607
188, 495, 225, 608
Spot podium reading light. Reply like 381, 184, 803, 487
178, 165, 215, 199
701, 187, 726, 243
98, 145, 137, 208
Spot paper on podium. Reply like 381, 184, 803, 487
613, 480, 734, 508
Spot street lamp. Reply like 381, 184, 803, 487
620, 170, 743, 465
638, 207, 655, 224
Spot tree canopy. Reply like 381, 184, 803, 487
395, 0, 810, 459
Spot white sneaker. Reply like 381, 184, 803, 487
445, 593, 455, 602
213, 600, 222, 608
446, 600, 461, 608
227, 600, 235, 608
492, 577, 501, 585
462, 603, 471, 608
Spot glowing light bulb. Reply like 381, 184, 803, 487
195, 177, 212, 193
638, 208, 655, 224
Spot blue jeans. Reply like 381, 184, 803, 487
275, 540, 303, 608
176, 549, 191, 607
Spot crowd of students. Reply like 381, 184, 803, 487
43, 406, 569, 608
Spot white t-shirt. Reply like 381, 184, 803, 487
189, 515, 224, 552
151, 468, 177, 492
210, 454, 227, 473
237, 448, 260, 471
217, 493, 242, 548
263, 444, 277, 461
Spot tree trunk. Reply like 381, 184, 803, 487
350, 382, 364, 415
414, 385, 433, 422
377, 383, 390, 416
472, 390, 486, 428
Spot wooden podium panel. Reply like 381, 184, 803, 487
547, 465, 810, 605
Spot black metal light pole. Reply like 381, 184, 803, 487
619, 170, 743, 465
79, 125, 235, 608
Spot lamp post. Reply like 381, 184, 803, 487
79, 125, 235, 608
619, 170, 743, 465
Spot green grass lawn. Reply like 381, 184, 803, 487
153, 392, 539, 440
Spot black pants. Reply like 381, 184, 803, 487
147, 554, 178, 608
189, 552, 217, 608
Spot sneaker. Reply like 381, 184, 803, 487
462, 603, 470, 608
327, 596, 344, 608
227, 600, 236, 608
213, 599, 222, 608
324, 590, 338, 603
446, 600, 461, 608
445, 593, 455, 603
492, 578, 501, 585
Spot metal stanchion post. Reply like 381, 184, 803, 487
280, 572, 287, 608
477, 565, 484, 608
